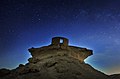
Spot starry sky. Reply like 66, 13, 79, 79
0, 0, 120, 75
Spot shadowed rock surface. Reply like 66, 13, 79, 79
110, 74, 120, 79
0, 37, 119, 79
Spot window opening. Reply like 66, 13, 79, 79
60, 39, 63, 43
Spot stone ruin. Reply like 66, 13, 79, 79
51, 37, 69, 46
28, 37, 93, 63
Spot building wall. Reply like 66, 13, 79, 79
51, 37, 69, 46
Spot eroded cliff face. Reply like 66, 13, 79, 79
0, 37, 113, 79
0, 54, 109, 79
28, 45, 92, 63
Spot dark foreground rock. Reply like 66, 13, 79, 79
110, 74, 120, 79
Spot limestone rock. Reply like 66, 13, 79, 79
28, 37, 93, 63
0, 37, 117, 79
0, 55, 109, 79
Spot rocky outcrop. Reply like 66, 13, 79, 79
0, 55, 109, 79
0, 37, 118, 79
110, 74, 120, 79
0, 69, 10, 77
28, 37, 93, 63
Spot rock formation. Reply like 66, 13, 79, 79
0, 37, 119, 79
28, 37, 93, 63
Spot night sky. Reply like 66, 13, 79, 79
0, 0, 120, 75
